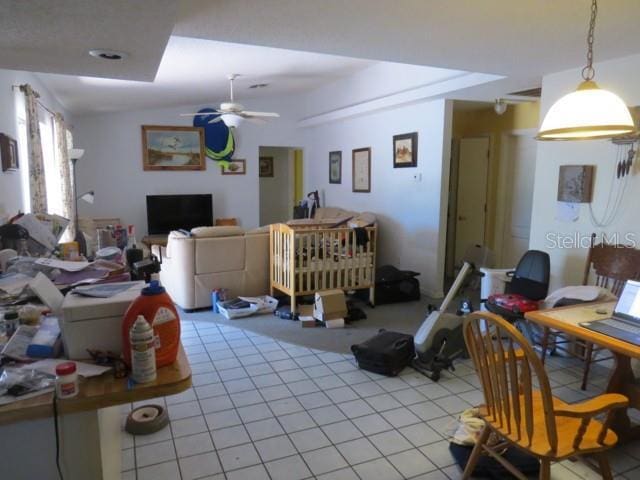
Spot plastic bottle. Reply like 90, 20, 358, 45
129, 316, 157, 384
122, 281, 180, 368
55, 362, 79, 399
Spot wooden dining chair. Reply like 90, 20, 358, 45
462, 311, 628, 480
539, 234, 640, 390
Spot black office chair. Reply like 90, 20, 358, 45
485, 250, 551, 322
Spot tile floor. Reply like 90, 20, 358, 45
120, 319, 640, 479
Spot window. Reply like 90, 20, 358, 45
39, 111, 64, 216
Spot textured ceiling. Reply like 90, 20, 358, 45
175, 0, 640, 77
0, 0, 177, 81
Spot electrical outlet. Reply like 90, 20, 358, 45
413, 173, 422, 183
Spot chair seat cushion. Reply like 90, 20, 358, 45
191, 226, 244, 238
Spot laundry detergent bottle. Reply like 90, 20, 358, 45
122, 281, 180, 368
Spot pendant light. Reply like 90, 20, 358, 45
537, 0, 635, 140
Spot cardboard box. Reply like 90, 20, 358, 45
324, 318, 345, 329
313, 289, 347, 321
298, 305, 316, 328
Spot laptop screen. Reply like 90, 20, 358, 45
614, 280, 640, 321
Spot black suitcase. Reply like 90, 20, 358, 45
356, 265, 421, 305
351, 329, 415, 376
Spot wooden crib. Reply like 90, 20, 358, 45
270, 223, 377, 314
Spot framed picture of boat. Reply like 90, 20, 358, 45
141, 125, 206, 171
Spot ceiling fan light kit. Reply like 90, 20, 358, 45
537, 0, 635, 141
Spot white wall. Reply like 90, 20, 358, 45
530, 53, 640, 290
72, 97, 302, 235
0, 69, 70, 217
259, 146, 293, 226
303, 99, 453, 297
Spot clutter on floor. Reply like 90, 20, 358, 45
356, 264, 421, 305
351, 329, 415, 376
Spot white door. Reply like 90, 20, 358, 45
502, 134, 537, 267
454, 137, 489, 266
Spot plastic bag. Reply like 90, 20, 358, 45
0, 367, 55, 398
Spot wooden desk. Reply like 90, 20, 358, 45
141, 234, 169, 249
526, 302, 640, 442
0, 345, 191, 479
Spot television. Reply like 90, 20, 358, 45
146, 194, 213, 234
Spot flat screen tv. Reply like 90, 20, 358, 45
146, 194, 213, 234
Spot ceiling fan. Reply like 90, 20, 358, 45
181, 74, 280, 128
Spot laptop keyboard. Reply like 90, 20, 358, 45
601, 318, 640, 336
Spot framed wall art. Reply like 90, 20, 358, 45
393, 132, 418, 168
329, 151, 342, 184
0, 133, 18, 172
557, 165, 594, 203
352, 147, 371, 193
221, 159, 246, 175
141, 125, 205, 171
259, 156, 274, 177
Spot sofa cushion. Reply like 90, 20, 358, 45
314, 207, 348, 220
195, 236, 245, 274
191, 226, 244, 238
246, 226, 270, 235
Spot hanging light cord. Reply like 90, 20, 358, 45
581, 0, 598, 81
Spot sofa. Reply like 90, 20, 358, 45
153, 225, 269, 310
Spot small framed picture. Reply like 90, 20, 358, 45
0, 133, 19, 172
221, 159, 246, 175
352, 147, 371, 193
141, 125, 205, 171
329, 151, 342, 184
259, 156, 274, 177
557, 165, 594, 203
393, 132, 418, 168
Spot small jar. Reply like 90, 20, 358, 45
55, 362, 79, 399
3, 311, 19, 338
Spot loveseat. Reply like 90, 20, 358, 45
153, 226, 269, 310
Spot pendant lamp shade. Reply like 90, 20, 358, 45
537, 81, 635, 140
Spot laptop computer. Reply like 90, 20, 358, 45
580, 280, 640, 346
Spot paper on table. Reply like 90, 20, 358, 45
25, 359, 112, 378
0, 273, 31, 295
35, 257, 90, 272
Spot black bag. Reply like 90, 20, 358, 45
351, 329, 415, 376
357, 265, 421, 305
449, 443, 539, 478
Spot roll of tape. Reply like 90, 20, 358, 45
125, 404, 169, 435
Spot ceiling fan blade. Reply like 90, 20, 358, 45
208, 116, 224, 124
180, 111, 223, 116
242, 111, 280, 118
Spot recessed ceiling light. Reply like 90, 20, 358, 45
249, 83, 269, 89
88, 49, 129, 60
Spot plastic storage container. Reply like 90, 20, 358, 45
122, 281, 180, 368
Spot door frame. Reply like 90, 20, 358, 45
495, 128, 537, 267
445, 135, 491, 278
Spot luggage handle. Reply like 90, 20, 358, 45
393, 339, 409, 350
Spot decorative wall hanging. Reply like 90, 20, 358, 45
352, 147, 371, 192
141, 125, 205, 171
221, 159, 246, 175
393, 132, 418, 168
259, 156, 274, 177
557, 165, 594, 203
0, 133, 19, 171
192, 108, 235, 168
329, 151, 342, 184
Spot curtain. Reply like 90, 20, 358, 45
20, 84, 47, 214
54, 114, 75, 240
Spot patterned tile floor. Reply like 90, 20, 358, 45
120, 319, 640, 479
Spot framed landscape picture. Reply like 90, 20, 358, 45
0, 133, 18, 172
352, 147, 371, 193
221, 159, 246, 175
259, 156, 274, 177
141, 125, 205, 171
393, 132, 418, 168
329, 151, 342, 184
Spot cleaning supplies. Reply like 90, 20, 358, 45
122, 281, 180, 368
129, 315, 157, 384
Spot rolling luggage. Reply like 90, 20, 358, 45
351, 329, 415, 376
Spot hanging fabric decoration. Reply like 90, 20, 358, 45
20, 84, 47, 213
53, 114, 74, 240
192, 108, 235, 168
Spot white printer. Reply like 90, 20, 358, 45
60, 281, 144, 359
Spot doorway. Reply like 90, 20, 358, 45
497, 130, 537, 267
258, 146, 303, 226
